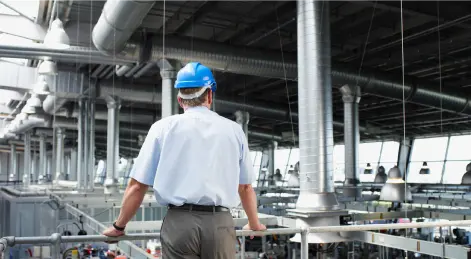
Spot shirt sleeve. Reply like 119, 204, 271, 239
238, 128, 255, 185
129, 124, 161, 186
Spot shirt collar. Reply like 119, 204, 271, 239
184, 106, 210, 113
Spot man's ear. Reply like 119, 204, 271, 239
177, 97, 184, 108
207, 90, 213, 105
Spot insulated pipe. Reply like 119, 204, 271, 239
43, 95, 68, 114
104, 96, 120, 194
92, 0, 156, 55
159, 59, 179, 117
234, 111, 250, 138
295, 0, 339, 210
23, 132, 31, 188
55, 128, 65, 180
8, 143, 17, 181
340, 85, 361, 198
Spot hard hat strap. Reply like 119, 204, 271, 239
177, 86, 211, 100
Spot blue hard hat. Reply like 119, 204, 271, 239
174, 62, 217, 93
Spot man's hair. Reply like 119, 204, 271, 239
179, 87, 210, 107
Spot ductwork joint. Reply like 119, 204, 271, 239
105, 96, 121, 109
340, 85, 361, 103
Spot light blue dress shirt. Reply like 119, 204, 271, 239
129, 106, 254, 208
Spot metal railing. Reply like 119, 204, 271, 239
2, 220, 471, 259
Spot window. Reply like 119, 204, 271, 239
442, 135, 471, 184
250, 151, 262, 186
0, 1, 39, 17
333, 145, 345, 182
359, 142, 382, 182
407, 137, 448, 183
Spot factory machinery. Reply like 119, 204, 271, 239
2, 0, 471, 258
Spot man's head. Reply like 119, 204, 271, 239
174, 62, 217, 109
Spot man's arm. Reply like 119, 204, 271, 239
115, 179, 149, 227
103, 124, 161, 237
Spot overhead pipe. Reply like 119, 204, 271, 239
340, 85, 361, 198
92, 0, 156, 55
54, 106, 155, 125
295, 0, 338, 211
0, 35, 470, 116
43, 95, 68, 114
9, 114, 50, 134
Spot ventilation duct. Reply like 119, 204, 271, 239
92, 0, 156, 55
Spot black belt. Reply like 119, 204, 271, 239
168, 204, 230, 212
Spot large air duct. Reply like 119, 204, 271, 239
295, 0, 338, 211
340, 85, 361, 198
92, 0, 156, 55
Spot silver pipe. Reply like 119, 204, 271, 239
31, 150, 38, 182
160, 64, 179, 117
88, 100, 95, 191
115, 65, 133, 77
104, 96, 120, 193
234, 111, 250, 138
341, 85, 361, 198
92, 0, 156, 55
55, 128, 65, 180
9, 143, 17, 181
300, 230, 308, 259
134, 62, 156, 78
39, 134, 46, 179
295, 0, 338, 210
267, 141, 277, 178
23, 131, 31, 188
124, 63, 143, 77
43, 95, 68, 114
76, 99, 84, 189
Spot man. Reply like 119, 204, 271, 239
103, 62, 266, 258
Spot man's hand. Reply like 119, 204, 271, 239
242, 222, 267, 239
102, 227, 125, 243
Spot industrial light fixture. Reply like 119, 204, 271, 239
374, 165, 388, 183
38, 60, 58, 75
32, 75, 50, 95
419, 162, 430, 175
379, 166, 412, 202
461, 163, 471, 184
43, 19, 70, 49
16, 112, 28, 121
364, 163, 373, 174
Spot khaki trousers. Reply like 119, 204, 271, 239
161, 208, 236, 259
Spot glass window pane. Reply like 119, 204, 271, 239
359, 162, 378, 183
0, 1, 40, 17
359, 142, 382, 164
410, 137, 448, 162
380, 141, 400, 164
446, 135, 471, 161
333, 145, 345, 182
442, 161, 469, 184
407, 161, 443, 183
275, 148, 291, 175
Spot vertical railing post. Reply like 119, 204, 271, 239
240, 236, 245, 259
50, 233, 61, 259
300, 228, 308, 259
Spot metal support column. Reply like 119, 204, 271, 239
104, 96, 120, 194
158, 59, 180, 117
300, 229, 308, 259
83, 100, 90, 189
234, 110, 250, 138
340, 85, 361, 198
23, 131, 31, 188
88, 99, 96, 191
8, 143, 17, 182
77, 99, 84, 189
39, 134, 46, 182
267, 141, 277, 186
54, 128, 65, 180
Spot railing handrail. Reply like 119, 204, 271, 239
2, 219, 471, 248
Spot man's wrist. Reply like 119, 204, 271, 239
113, 221, 126, 231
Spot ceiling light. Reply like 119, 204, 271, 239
364, 163, 373, 174
379, 166, 412, 202
374, 165, 387, 183
419, 162, 430, 175
38, 60, 58, 75
33, 75, 50, 95
462, 163, 471, 184
43, 19, 70, 49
